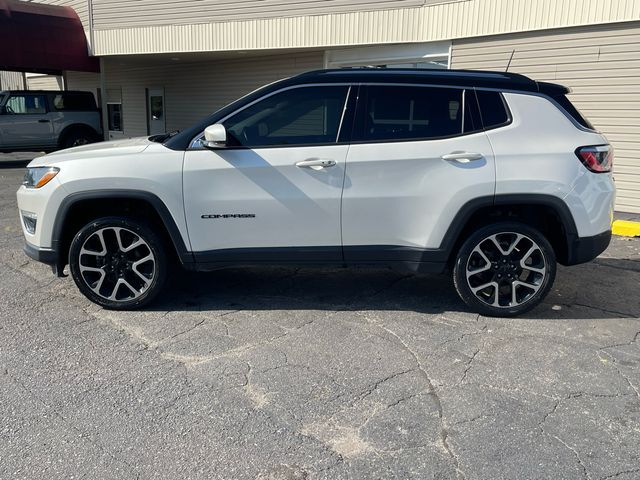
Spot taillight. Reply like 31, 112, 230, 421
575, 145, 613, 173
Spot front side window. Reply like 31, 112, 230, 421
222, 86, 349, 148
4, 94, 47, 115
354, 86, 465, 142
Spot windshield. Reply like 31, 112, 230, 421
0, 94, 6, 106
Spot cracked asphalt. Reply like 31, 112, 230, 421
1, 159, 640, 479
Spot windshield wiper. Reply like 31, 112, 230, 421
149, 130, 180, 143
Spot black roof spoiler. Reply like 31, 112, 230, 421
536, 81, 571, 96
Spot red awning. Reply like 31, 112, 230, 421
0, 0, 99, 74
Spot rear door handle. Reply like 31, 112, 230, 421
38, 119, 50, 123
295, 159, 337, 170
442, 152, 484, 163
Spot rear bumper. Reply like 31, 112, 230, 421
564, 230, 611, 266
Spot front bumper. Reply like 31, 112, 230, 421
24, 242, 65, 276
24, 242, 57, 265
565, 230, 611, 266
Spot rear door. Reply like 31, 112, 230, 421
341, 84, 496, 265
0, 93, 53, 149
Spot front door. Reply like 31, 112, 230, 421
0, 93, 53, 149
183, 85, 352, 264
147, 87, 165, 135
342, 85, 496, 263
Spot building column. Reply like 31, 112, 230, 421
99, 57, 108, 141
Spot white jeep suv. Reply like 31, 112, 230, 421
16, 69, 615, 316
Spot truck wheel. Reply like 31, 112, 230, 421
69, 217, 167, 310
61, 129, 95, 149
453, 222, 557, 317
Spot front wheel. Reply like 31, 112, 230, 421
69, 217, 167, 309
453, 222, 557, 317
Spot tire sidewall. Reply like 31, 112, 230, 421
69, 217, 167, 310
453, 222, 557, 317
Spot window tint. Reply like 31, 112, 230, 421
354, 86, 464, 142
53, 93, 96, 111
223, 86, 349, 147
5, 94, 47, 114
476, 90, 510, 129
464, 91, 482, 134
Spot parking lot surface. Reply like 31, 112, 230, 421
1, 159, 639, 480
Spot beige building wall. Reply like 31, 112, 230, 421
89, 0, 640, 56
67, 51, 324, 138
451, 22, 640, 214
0, 71, 26, 90
26, 74, 63, 90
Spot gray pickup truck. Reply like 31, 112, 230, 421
0, 90, 102, 152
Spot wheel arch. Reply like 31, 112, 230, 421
57, 123, 100, 146
52, 190, 194, 274
442, 194, 578, 267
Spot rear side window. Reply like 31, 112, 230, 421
353, 86, 465, 142
52, 93, 96, 111
475, 90, 510, 129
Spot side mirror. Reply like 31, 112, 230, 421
0, 106, 6, 115
202, 123, 227, 149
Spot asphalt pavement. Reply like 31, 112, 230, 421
1, 158, 639, 479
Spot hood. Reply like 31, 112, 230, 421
28, 137, 153, 166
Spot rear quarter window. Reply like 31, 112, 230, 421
475, 90, 510, 130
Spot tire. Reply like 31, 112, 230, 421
60, 128, 95, 149
453, 222, 557, 317
69, 217, 167, 310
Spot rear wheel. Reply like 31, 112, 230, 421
453, 222, 556, 317
69, 217, 167, 309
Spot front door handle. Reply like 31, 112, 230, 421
442, 152, 484, 163
38, 119, 50, 123
295, 159, 337, 170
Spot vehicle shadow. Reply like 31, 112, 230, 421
150, 256, 640, 320
0, 160, 30, 169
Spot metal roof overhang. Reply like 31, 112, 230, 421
0, 0, 99, 74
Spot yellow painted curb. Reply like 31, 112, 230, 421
612, 220, 640, 237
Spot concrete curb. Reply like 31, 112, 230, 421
613, 220, 640, 237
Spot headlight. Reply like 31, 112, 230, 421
23, 167, 59, 189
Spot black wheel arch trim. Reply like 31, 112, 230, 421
437, 193, 579, 263
52, 190, 194, 266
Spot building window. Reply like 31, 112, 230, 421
107, 103, 122, 131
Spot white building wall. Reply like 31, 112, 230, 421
0, 71, 25, 90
